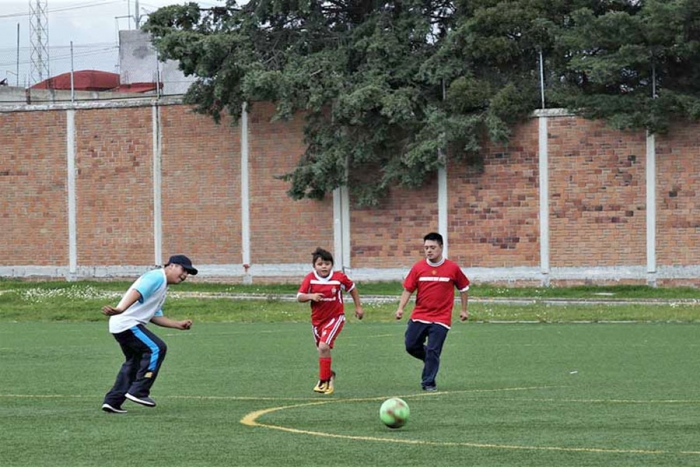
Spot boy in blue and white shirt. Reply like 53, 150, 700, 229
101, 255, 198, 414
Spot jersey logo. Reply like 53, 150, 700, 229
331, 287, 337, 294
432, 270, 437, 275
145, 372, 153, 379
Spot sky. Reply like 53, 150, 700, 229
0, 0, 219, 87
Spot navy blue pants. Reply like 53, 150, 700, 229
103, 324, 167, 407
404, 320, 449, 389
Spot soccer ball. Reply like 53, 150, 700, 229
379, 397, 410, 429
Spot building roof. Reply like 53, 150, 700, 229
31, 70, 120, 91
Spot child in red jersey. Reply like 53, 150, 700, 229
297, 247, 364, 394
395, 232, 470, 391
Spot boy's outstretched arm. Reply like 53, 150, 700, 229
151, 315, 192, 330
349, 287, 364, 320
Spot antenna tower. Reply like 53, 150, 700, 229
29, 0, 50, 84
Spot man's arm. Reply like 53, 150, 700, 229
458, 289, 469, 322
395, 289, 413, 320
102, 289, 141, 316
151, 315, 192, 330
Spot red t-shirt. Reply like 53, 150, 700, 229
403, 258, 470, 328
298, 270, 355, 326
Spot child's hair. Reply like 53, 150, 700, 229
312, 247, 334, 265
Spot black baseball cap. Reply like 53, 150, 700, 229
167, 255, 198, 275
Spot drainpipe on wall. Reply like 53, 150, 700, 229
241, 102, 252, 284
333, 155, 351, 273
66, 109, 77, 280
438, 152, 448, 259
438, 79, 449, 257
538, 113, 550, 287
152, 102, 162, 266
646, 130, 657, 287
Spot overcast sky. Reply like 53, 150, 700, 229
0, 0, 219, 86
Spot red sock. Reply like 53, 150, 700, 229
319, 357, 332, 381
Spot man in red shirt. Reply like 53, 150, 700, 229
395, 232, 470, 391
298, 247, 364, 394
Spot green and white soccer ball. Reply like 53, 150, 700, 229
379, 397, 410, 429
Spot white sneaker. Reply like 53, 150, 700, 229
102, 403, 127, 414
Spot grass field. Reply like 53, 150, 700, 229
3, 318, 700, 467
1, 280, 700, 323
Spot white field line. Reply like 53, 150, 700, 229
239, 386, 700, 457
168, 292, 700, 307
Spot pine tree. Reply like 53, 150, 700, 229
144, 0, 700, 205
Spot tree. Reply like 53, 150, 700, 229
144, 0, 700, 205
552, 0, 700, 132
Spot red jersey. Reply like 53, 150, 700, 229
298, 270, 356, 327
403, 258, 470, 328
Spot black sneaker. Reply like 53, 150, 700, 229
422, 385, 438, 392
125, 393, 157, 407
101, 403, 127, 414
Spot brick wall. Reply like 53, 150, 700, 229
160, 105, 242, 265
548, 117, 647, 267
248, 102, 334, 265
1, 101, 699, 284
76, 107, 154, 265
656, 125, 700, 267
448, 119, 541, 268
0, 110, 68, 265
351, 179, 440, 269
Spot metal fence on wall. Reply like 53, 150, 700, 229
0, 42, 120, 88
